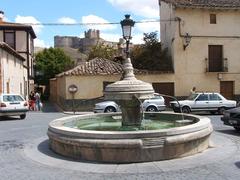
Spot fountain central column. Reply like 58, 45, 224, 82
104, 57, 154, 127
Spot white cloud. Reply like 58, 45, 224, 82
135, 19, 160, 33
58, 17, 77, 24
3, 16, 10, 22
34, 39, 50, 48
108, 0, 159, 18
15, 15, 43, 34
131, 33, 144, 44
81, 15, 117, 31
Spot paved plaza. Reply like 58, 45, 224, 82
0, 111, 240, 180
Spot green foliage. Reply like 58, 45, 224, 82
131, 32, 172, 71
88, 43, 117, 60
35, 47, 74, 86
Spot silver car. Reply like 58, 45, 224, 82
170, 92, 236, 114
94, 93, 166, 113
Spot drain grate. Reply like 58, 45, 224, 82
142, 137, 165, 147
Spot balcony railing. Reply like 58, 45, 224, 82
205, 58, 228, 72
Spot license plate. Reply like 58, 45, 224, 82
229, 120, 238, 124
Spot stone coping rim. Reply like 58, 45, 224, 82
48, 112, 212, 139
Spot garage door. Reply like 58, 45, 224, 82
220, 81, 234, 100
152, 82, 175, 107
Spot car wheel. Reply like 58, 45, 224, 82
20, 114, 26, 119
234, 126, 240, 132
146, 106, 158, 112
182, 106, 190, 113
104, 106, 116, 113
218, 107, 225, 115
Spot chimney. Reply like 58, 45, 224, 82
0, 11, 4, 22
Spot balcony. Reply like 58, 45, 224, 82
205, 58, 228, 72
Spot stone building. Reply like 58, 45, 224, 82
159, 0, 240, 100
50, 57, 174, 111
0, 11, 36, 98
0, 42, 27, 97
54, 29, 119, 54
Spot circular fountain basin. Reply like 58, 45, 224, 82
48, 112, 213, 163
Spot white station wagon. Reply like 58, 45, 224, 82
94, 93, 166, 113
0, 94, 28, 119
170, 92, 236, 114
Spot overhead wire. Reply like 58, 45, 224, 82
20, 19, 176, 26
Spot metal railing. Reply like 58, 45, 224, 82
205, 58, 228, 72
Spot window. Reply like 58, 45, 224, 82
196, 94, 208, 101
152, 95, 162, 100
30, 38, 34, 54
187, 93, 198, 100
208, 45, 223, 72
209, 94, 222, 101
210, 14, 216, 24
3, 95, 24, 102
4, 31, 15, 49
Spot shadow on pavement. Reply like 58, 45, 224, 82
38, 139, 77, 161
235, 161, 240, 169
0, 116, 22, 121
41, 102, 59, 113
216, 129, 240, 136
37, 139, 99, 164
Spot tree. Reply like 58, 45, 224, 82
88, 43, 117, 60
131, 32, 172, 71
35, 47, 74, 94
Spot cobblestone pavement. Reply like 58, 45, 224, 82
0, 112, 239, 180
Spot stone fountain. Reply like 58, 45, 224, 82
47, 15, 213, 163
104, 57, 154, 127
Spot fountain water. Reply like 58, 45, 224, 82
47, 15, 213, 163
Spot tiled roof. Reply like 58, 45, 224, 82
0, 21, 36, 38
161, 0, 240, 9
0, 42, 25, 61
56, 58, 149, 77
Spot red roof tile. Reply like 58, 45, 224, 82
56, 58, 148, 77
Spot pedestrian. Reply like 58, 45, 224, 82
190, 86, 196, 94
34, 91, 41, 111
29, 91, 35, 111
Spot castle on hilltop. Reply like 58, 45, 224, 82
54, 29, 120, 54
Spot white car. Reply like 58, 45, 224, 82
94, 93, 166, 113
0, 94, 28, 119
170, 92, 236, 114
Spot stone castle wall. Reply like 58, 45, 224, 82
54, 29, 117, 54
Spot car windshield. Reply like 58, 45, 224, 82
187, 93, 199, 100
3, 95, 24, 102
151, 95, 162, 99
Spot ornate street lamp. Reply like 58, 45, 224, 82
183, 33, 191, 50
120, 14, 135, 57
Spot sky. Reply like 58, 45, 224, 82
1, 0, 160, 47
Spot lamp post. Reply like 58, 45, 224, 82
183, 33, 191, 50
120, 14, 135, 58
104, 15, 154, 127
